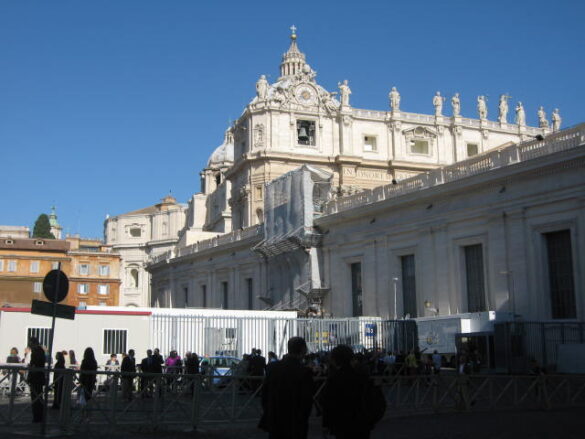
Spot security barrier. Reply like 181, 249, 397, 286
1, 366, 584, 433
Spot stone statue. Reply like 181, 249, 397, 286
552, 108, 562, 131
338, 80, 351, 107
256, 75, 268, 100
389, 86, 400, 112
498, 94, 509, 123
322, 92, 339, 113
515, 102, 526, 126
537, 106, 549, 128
433, 91, 445, 116
451, 93, 461, 117
477, 95, 488, 120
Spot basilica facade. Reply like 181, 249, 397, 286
109, 30, 583, 323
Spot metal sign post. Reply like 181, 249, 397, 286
33, 263, 72, 436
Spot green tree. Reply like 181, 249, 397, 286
32, 214, 55, 239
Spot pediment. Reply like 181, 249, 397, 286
402, 126, 438, 139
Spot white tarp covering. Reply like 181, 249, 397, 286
263, 165, 331, 244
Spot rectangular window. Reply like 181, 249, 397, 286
202, 284, 207, 308
30, 261, 40, 273
78, 300, 87, 308
8, 260, 17, 272
52, 262, 60, 270
545, 230, 576, 319
351, 262, 363, 317
103, 329, 127, 355
464, 244, 486, 312
98, 284, 109, 295
296, 120, 316, 146
0, 259, 3, 271
411, 140, 429, 155
246, 278, 254, 310
27, 327, 52, 348
467, 143, 479, 157
78, 264, 89, 275
99, 265, 110, 276
33, 282, 42, 293
363, 135, 377, 152
222, 281, 229, 309
401, 255, 417, 318
78, 284, 89, 294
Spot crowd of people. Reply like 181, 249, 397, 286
5, 338, 494, 437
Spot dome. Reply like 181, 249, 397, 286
207, 127, 234, 168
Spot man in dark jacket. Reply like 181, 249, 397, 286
259, 337, 313, 439
28, 342, 46, 423
321, 345, 385, 439
139, 349, 153, 396
249, 348, 266, 394
121, 349, 136, 401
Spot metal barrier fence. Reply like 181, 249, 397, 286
1, 366, 584, 434
150, 315, 417, 358
494, 322, 585, 373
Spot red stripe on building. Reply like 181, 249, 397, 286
0, 307, 151, 316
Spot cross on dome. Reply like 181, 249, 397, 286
280, 25, 306, 79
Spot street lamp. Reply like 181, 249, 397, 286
392, 277, 399, 320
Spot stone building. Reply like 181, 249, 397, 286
144, 29, 584, 323
0, 237, 71, 307
66, 235, 120, 308
104, 195, 187, 307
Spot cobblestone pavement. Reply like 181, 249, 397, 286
5, 408, 583, 439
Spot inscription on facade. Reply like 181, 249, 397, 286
357, 169, 391, 181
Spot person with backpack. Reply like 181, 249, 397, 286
321, 345, 386, 439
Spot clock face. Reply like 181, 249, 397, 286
295, 85, 316, 106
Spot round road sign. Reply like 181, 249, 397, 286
43, 270, 69, 303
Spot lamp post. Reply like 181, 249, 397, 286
392, 277, 399, 320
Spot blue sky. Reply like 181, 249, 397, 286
1, 0, 584, 238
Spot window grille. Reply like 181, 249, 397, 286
28, 327, 52, 348
103, 329, 127, 354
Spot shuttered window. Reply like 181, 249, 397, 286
351, 262, 363, 317
545, 230, 576, 319
464, 244, 486, 312
401, 255, 417, 318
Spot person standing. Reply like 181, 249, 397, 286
184, 352, 200, 395
79, 348, 98, 404
68, 350, 78, 369
259, 337, 313, 439
121, 349, 136, 401
250, 349, 266, 393
139, 350, 153, 397
52, 351, 66, 409
28, 341, 46, 423
321, 345, 385, 439
431, 350, 442, 375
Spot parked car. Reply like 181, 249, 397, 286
202, 356, 240, 386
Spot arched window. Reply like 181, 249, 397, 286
130, 268, 140, 288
